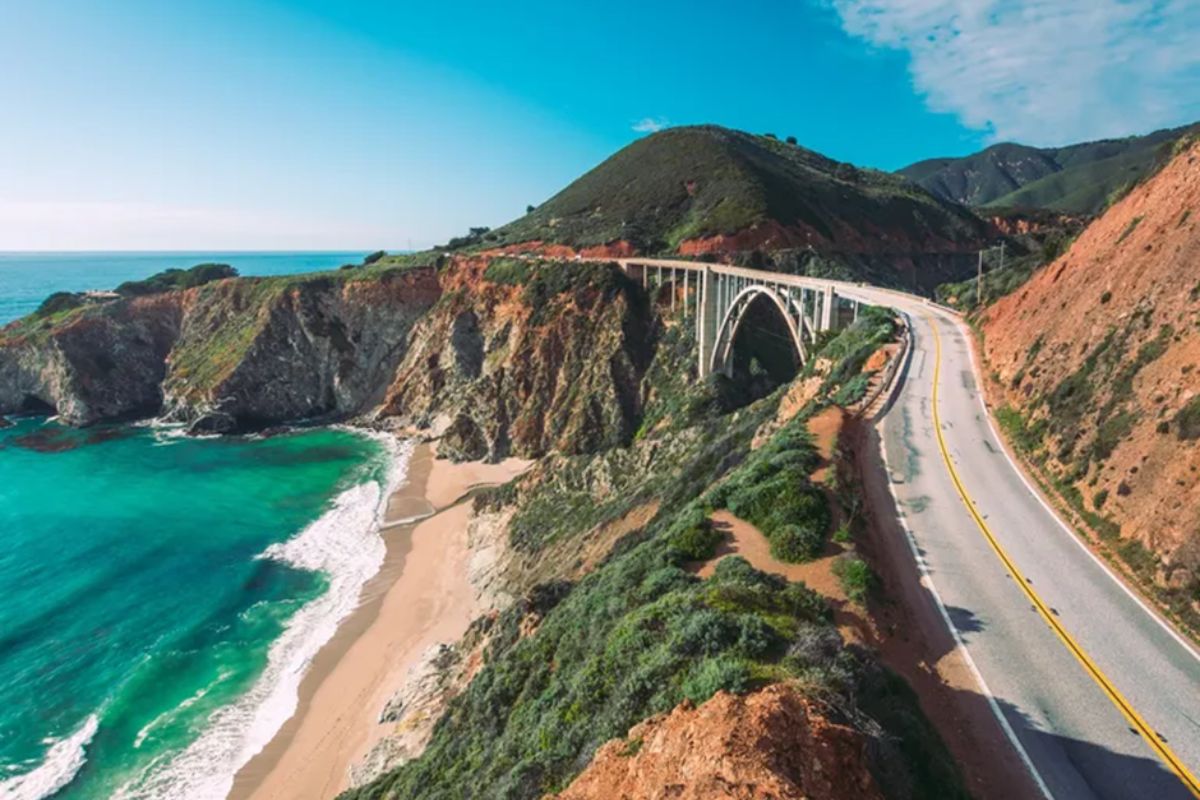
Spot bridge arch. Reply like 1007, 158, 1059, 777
710, 285, 810, 379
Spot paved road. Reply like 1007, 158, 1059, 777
850, 291, 1200, 800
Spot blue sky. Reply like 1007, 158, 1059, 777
0, 0, 1196, 250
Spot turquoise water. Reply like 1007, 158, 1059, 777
0, 252, 366, 324
0, 417, 402, 799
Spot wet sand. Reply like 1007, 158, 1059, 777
228, 441, 530, 800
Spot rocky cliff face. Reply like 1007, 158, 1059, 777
377, 257, 652, 459
981, 139, 1200, 598
161, 269, 441, 432
0, 258, 656, 455
0, 266, 441, 431
554, 685, 885, 800
0, 294, 183, 424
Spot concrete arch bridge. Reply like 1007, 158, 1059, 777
615, 258, 874, 379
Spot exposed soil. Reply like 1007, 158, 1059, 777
553, 684, 885, 800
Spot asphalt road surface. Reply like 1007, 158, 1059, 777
853, 290, 1200, 800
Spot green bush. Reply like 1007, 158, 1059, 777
35, 291, 85, 317
1177, 397, 1200, 440
681, 656, 752, 701
483, 257, 534, 286
833, 556, 876, 604
708, 416, 831, 563
115, 263, 237, 297
666, 508, 723, 561
769, 523, 824, 562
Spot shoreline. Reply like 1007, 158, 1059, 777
228, 440, 529, 800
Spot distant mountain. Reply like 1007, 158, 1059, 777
486, 125, 991, 258
900, 123, 1198, 215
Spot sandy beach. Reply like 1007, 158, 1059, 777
228, 440, 530, 800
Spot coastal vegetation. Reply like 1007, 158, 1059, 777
345, 281, 966, 799
115, 262, 238, 296
352, 465, 963, 800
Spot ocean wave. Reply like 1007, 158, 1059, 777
110, 432, 411, 800
0, 715, 99, 800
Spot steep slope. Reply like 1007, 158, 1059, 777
483, 126, 994, 292
980, 137, 1200, 622
902, 123, 1197, 214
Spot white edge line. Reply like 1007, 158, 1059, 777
878, 410, 1056, 796
878, 408, 1055, 800
941, 310, 1200, 665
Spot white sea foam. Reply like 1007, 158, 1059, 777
0, 715, 99, 800
111, 432, 412, 800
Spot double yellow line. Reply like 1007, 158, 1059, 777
925, 314, 1200, 798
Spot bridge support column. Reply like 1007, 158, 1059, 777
697, 267, 718, 379
818, 285, 835, 332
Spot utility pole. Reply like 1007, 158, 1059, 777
977, 249, 984, 309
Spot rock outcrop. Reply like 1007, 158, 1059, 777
377, 258, 653, 459
554, 685, 885, 800
0, 266, 440, 431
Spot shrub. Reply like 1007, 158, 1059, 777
833, 555, 876, 604
115, 263, 237, 296
681, 656, 752, 702
483, 257, 535, 286
1177, 397, 1200, 440
770, 523, 824, 562
35, 291, 85, 317
1100, 290, 1113, 304
666, 509, 723, 561
362, 250, 386, 265
1116, 215, 1143, 243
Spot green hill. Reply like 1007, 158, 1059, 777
484, 125, 990, 255
900, 123, 1197, 214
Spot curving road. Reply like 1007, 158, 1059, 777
596, 257, 1200, 797
846, 287, 1200, 800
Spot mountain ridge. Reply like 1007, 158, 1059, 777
900, 123, 1198, 214
472, 125, 997, 292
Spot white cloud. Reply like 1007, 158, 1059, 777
828, 0, 1200, 145
632, 116, 670, 133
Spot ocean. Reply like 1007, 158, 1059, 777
0, 254, 408, 799
0, 251, 367, 325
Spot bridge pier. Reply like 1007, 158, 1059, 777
613, 259, 869, 381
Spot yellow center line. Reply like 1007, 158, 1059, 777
924, 313, 1200, 798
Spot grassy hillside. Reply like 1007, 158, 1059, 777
482, 125, 989, 254
900, 123, 1197, 215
